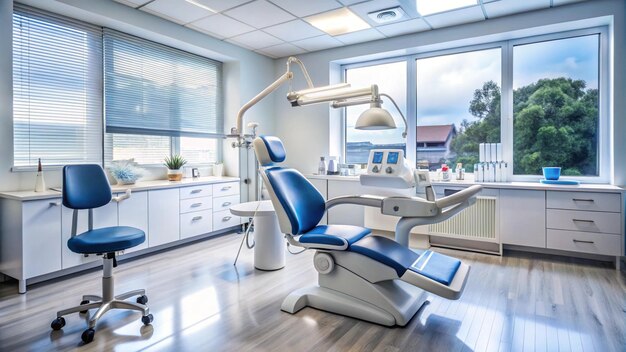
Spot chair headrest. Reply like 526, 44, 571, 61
253, 136, 286, 166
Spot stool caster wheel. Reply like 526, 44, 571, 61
141, 314, 153, 325
81, 328, 95, 344
50, 317, 66, 331
136, 295, 148, 305
79, 300, 90, 314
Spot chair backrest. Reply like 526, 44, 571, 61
253, 136, 325, 235
63, 164, 112, 210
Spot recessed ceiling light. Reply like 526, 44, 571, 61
368, 7, 407, 24
185, 0, 216, 13
305, 8, 370, 36
415, 0, 477, 16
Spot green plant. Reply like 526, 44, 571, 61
164, 155, 187, 170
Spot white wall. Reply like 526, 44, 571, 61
0, 0, 276, 194
272, 0, 626, 187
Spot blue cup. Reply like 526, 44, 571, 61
542, 167, 561, 180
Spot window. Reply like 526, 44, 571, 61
342, 28, 607, 181
103, 29, 222, 165
12, 6, 102, 167
512, 34, 600, 176
416, 48, 501, 170
345, 61, 407, 164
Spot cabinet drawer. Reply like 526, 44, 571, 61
213, 210, 240, 231
213, 182, 239, 197
180, 196, 212, 214
213, 195, 240, 212
547, 229, 622, 256
180, 210, 213, 239
546, 191, 621, 213
180, 185, 212, 200
546, 209, 621, 234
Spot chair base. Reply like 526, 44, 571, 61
52, 255, 151, 343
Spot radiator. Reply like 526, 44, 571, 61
429, 196, 498, 243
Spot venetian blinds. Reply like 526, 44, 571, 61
12, 6, 103, 167
103, 29, 224, 138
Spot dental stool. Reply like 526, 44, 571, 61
253, 136, 472, 326
50, 164, 153, 344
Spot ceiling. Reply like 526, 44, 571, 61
113, 0, 587, 59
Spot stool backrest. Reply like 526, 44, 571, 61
63, 164, 112, 210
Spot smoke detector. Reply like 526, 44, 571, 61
367, 6, 406, 24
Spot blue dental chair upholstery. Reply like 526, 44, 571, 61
254, 136, 471, 327
50, 164, 153, 344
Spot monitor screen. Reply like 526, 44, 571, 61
372, 151, 384, 164
387, 151, 399, 164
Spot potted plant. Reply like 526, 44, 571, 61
164, 154, 187, 181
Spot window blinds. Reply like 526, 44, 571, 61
103, 29, 224, 138
12, 6, 103, 167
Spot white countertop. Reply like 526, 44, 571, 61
0, 176, 240, 201
306, 174, 625, 193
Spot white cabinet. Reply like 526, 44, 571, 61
61, 201, 118, 269
500, 189, 546, 247
148, 189, 180, 247
181, 210, 213, 239
327, 180, 364, 226
118, 191, 149, 253
22, 199, 63, 278
308, 178, 328, 225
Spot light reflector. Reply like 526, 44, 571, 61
305, 8, 370, 36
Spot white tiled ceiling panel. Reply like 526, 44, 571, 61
112, 0, 594, 58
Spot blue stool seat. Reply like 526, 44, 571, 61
68, 226, 146, 254
300, 225, 371, 247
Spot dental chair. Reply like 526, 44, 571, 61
253, 136, 482, 327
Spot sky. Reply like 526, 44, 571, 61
346, 34, 600, 145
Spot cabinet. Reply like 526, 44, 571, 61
500, 189, 546, 247
148, 189, 180, 247
22, 199, 63, 278
327, 180, 364, 226
118, 191, 148, 253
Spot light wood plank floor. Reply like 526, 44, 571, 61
0, 232, 624, 352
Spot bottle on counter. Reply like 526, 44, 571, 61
441, 164, 451, 182
318, 157, 326, 175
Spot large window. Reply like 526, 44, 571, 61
103, 29, 222, 165
12, 7, 102, 167
345, 61, 407, 164
416, 48, 501, 170
512, 34, 600, 176
343, 28, 607, 181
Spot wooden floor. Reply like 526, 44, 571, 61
0, 232, 625, 352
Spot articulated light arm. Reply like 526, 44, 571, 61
380, 93, 408, 139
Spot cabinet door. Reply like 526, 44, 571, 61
22, 199, 62, 278
148, 189, 180, 247
500, 189, 546, 247
118, 191, 148, 253
61, 201, 118, 269
308, 178, 328, 225
327, 180, 364, 226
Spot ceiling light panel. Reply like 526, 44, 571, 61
415, 0, 477, 16
305, 8, 370, 36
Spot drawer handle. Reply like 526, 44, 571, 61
572, 198, 594, 202
191, 203, 203, 208
572, 239, 594, 244
49, 201, 61, 206
192, 216, 203, 221
222, 202, 232, 207
572, 219, 595, 224
221, 186, 231, 191
222, 216, 232, 221
190, 189, 203, 194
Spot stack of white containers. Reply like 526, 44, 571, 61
474, 143, 508, 182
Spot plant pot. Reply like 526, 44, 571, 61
167, 169, 183, 181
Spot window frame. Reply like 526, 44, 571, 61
341, 26, 610, 183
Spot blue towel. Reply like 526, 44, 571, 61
409, 250, 461, 286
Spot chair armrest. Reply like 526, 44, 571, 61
112, 189, 132, 203
325, 195, 385, 211
435, 185, 482, 209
